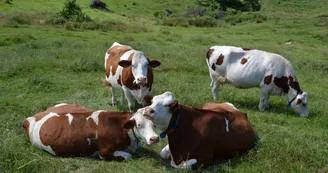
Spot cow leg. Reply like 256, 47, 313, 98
111, 88, 117, 106
98, 147, 114, 161
122, 87, 135, 112
259, 87, 270, 111
210, 74, 220, 101
120, 89, 124, 105
160, 144, 171, 159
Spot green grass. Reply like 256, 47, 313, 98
1, 0, 328, 172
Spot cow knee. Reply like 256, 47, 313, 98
160, 145, 171, 159
113, 151, 132, 161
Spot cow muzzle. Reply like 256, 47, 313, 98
135, 77, 147, 85
149, 136, 159, 144
143, 107, 155, 119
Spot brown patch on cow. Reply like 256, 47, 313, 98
242, 48, 252, 51
264, 75, 272, 85
273, 76, 289, 93
288, 76, 301, 92
216, 54, 224, 65
166, 103, 254, 169
211, 63, 216, 71
105, 45, 132, 78
22, 120, 30, 137
206, 48, 214, 61
240, 58, 248, 64
274, 75, 301, 93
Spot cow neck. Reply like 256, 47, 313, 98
127, 126, 140, 152
160, 105, 181, 138
286, 89, 303, 109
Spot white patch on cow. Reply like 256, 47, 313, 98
224, 118, 229, 132
130, 85, 150, 104
144, 92, 175, 131
224, 102, 239, 110
86, 110, 104, 125
99, 154, 105, 160
170, 156, 197, 169
113, 151, 132, 161
87, 138, 92, 145
65, 113, 73, 125
160, 144, 171, 159
54, 103, 68, 107
28, 112, 59, 156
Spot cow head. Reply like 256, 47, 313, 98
123, 108, 159, 145
118, 51, 160, 86
290, 91, 309, 117
143, 92, 176, 131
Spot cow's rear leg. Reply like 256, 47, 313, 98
210, 74, 220, 101
111, 87, 117, 106
259, 87, 270, 111
123, 87, 135, 112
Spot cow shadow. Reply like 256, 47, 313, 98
226, 98, 299, 116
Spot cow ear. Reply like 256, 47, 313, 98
122, 119, 136, 129
149, 60, 160, 68
144, 95, 153, 106
118, 60, 132, 68
296, 98, 302, 105
170, 100, 179, 112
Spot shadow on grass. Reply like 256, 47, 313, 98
227, 98, 302, 116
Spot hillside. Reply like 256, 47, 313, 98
0, 0, 328, 172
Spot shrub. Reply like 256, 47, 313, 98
224, 12, 267, 24
188, 16, 217, 27
197, 0, 261, 12
162, 17, 189, 27
184, 8, 206, 18
46, 0, 91, 24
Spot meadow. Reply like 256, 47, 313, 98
0, 0, 328, 172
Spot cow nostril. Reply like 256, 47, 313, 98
150, 136, 159, 143
150, 109, 154, 113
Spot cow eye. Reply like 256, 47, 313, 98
137, 123, 141, 127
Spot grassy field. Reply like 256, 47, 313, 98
0, 0, 328, 172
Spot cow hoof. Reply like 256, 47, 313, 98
112, 103, 117, 106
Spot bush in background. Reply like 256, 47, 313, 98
47, 0, 91, 24
224, 12, 267, 24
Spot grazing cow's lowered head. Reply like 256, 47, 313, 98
118, 51, 160, 86
130, 108, 160, 144
288, 91, 308, 116
143, 91, 176, 131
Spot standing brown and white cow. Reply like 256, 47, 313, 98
103, 42, 160, 111
22, 103, 159, 161
142, 92, 255, 169
206, 46, 309, 116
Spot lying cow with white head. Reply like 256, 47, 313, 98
142, 92, 255, 169
206, 46, 309, 116
22, 103, 159, 161
103, 42, 160, 111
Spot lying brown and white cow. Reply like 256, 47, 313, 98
103, 42, 160, 111
142, 92, 255, 169
206, 46, 309, 116
22, 103, 159, 161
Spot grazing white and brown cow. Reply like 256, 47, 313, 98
103, 42, 160, 111
22, 103, 159, 161
206, 46, 309, 116
142, 92, 255, 169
